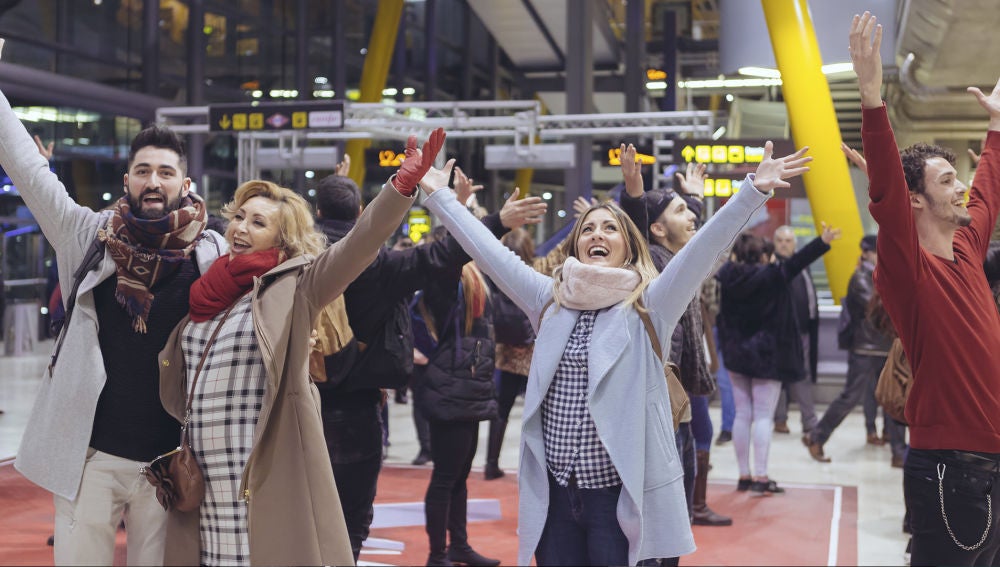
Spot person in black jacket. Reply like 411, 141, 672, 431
312, 170, 545, 561
717, 225, 838, 496
413, 258, 500, 567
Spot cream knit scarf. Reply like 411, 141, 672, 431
556, 256, 641, 310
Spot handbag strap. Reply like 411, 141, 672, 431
180, 298, 242, 445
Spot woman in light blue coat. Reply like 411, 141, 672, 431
417, 141, 810, 566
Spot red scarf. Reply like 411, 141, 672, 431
189, 248, 282, 322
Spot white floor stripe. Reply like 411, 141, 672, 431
828, 485, 843, 566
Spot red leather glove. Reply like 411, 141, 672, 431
390, 127, 446, 196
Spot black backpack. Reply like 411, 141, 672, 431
487, 279, 534, 346
332, 300, 414, 392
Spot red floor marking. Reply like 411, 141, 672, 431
0, 462, 856, 567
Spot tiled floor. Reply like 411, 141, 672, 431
0, 339, 910, 565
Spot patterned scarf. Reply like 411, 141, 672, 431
188, 248, 283, 322
97, 194, 207, 333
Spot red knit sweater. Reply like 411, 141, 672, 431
864, 105, 1000, 452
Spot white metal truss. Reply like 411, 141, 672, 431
156, 101, 716, 182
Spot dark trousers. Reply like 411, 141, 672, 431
811, 352, 886, 445
322, 402, 383, 561
905, 448, 1000, 566
497, 370, 528, 421
675, 421, 695, 517
535, 473, 629, 566
425, 419, 480, 554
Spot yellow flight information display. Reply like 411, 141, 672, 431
209, 101, 344, 133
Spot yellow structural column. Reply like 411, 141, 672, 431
346, 0, 405, 188
761, 0, 863, 303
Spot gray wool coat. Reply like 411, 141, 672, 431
0, 89, 227, 501
424, 179, 769, 565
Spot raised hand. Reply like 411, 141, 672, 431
572, 195, 598, 219
752, 141, 812, 193
34, 135, 54, 161
392, 128, 446, 196
968, 76, 1000, 131
500, 187, 548, 229
453, 166, 484, 207
334, 153, 351, 177
675, 162, 707, 197
620, 143, 643, 197
820, 221, 842, 244
841, 142, 867, 175
418, 158, 455, 196
849, 12, 884, 109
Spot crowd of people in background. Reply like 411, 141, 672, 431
4, 10, 1000, 566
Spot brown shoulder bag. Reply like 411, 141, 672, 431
142, 305, 236, 512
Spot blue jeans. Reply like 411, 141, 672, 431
690, 395, 713, 452
905, 448, 1000, 566
535, 473, 629, 566
714, 327, 735, 433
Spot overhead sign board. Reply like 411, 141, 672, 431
673, 138, 804, 198
208, 101, 345, 132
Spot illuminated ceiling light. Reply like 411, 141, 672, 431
542, 192, 553, 200
308, 189, 317, 197
556, 210, 567, 218
402, 87, 416, 96
305, 170, 315, 179
738, 66, 782, 78
252, 90, 263, 98
382, 87, 398, 96
269, 89, 282, 97
712, 126, 727, 140
821, 62, 854, 75
725, 94, 734, 102
314, 76, 329, 84
645, 81, 667, 90
102, 192, 112, 201
678, 78, 782, 89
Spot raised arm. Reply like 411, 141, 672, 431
302, 129, 444, 308
645, 142, 810, 329
959, 76, 1000, 257
0, 39, 96, 250
419, 160, 552, 323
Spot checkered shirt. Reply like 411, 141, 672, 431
183, 294, 264, 567
542, 309, 621, 488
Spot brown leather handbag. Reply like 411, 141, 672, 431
142, 305, 236, 512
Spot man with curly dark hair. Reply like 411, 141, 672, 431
852, 11, 1000, 566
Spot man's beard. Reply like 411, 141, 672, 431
926, 192, 972, 228
128, 190, 182, 220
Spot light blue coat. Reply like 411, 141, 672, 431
0, 89, 227, 501
424, 179, 769, 565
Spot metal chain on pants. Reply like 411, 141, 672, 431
938, 463, 993, 551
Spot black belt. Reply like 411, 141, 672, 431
931, 449, 1000, 472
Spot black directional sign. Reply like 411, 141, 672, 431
208, 101, 345, 133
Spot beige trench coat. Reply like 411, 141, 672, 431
158, 183, 413, 566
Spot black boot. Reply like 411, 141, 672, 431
692, 449, 733, 526
446, 545, 501, 567
425, 496, 451, 566
484, 418, 507, 480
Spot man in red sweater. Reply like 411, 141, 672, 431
852, 11, 1000, 566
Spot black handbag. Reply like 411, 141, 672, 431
142, 305, 236, 512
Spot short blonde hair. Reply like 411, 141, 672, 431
221, 180, 326, 258
552, 201, 659, 310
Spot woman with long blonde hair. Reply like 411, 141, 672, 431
417, 141, 810, 565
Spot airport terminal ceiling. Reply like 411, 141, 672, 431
0, 1, 991, 217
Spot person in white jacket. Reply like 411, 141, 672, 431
416, 141, 811, 565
